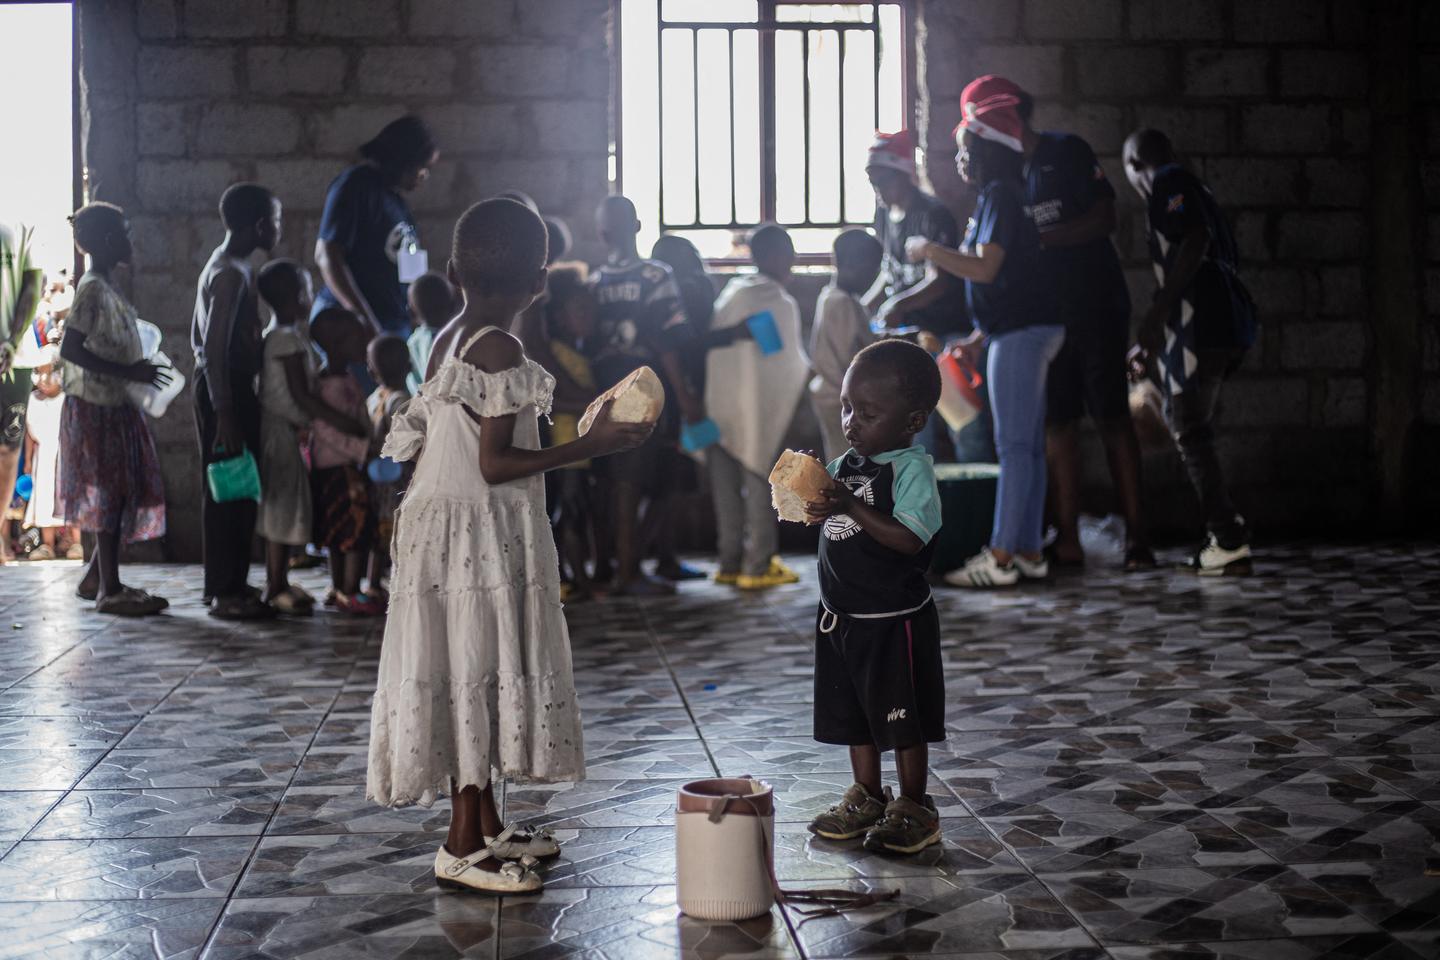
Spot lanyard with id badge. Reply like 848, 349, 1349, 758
398, 237, 428, 283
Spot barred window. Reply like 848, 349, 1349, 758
617, 0, 912, 261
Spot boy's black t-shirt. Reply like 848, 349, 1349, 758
588, 257, 692, 389
312, 164, 418, 334
963, 178, 1058, 337
1146, 164, 1257, 392
873, 190, 970, 338
818, 445, 941, 619
1024, 132, 1130, 326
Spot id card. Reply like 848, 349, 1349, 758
398, 244, 429, 283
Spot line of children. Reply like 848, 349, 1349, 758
254, 259, 373, 614
308, 308, 384, 615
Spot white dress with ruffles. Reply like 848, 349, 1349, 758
366, 326, 584, 808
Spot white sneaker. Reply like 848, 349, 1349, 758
484, 823, 561, 860
1192, 536, 1253, 577
1012, 553, 1049, 579
434, 844, 542, 895
944, 548, 1020, 588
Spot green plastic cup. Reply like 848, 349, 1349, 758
206, 449, 261, 503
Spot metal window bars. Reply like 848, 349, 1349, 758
652, 1, 906, 238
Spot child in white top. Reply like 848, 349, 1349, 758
255, 259, 370, 614
366, 198, 650, 896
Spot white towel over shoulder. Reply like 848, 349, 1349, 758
703, 273, 809, 478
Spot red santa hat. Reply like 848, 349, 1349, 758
956, 75, 1025, 154
866, 130, 917, 178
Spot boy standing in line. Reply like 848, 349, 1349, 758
1123, 128, 1257, 576
589, 196, 703, 596
804, 340, 946, 854
192, 183, 280, 620
810, 229, 882, 463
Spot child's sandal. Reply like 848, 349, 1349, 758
433, 844, 542, 895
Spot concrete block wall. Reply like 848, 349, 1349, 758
918, 0, 1438, 536
78, 0, 613, 560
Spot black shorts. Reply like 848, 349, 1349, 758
813, 601, 946, 751
1047, 305, 1130, 425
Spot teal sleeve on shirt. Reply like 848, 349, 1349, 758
826, 454, 844, 478
890, 454, 942, 544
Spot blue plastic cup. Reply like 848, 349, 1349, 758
368, 457, 403, 484
746, 311, 783, 355
681, 418, 721, 453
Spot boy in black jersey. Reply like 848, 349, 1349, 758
803, 339, 945, 855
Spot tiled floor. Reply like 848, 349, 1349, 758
0, 542, 1437, 959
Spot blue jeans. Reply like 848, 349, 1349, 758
987, 324, 1066, 555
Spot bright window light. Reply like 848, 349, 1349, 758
0, 3, 75, 279
619, 1, 907, 260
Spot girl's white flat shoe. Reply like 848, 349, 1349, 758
484, 823, 561, 860
434, 844, 541, 895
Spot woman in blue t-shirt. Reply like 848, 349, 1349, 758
904, 75, 1065, 588
313, 115, 438, 337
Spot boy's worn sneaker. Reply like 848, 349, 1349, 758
1012, 553, 1049, 580
736, 557, 801, 590
807, 782, 892, 840
1190, 535, 1253, 577
943, 548, 1019, 588
863, 795, 942, 855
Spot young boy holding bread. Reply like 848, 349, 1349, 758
771, 338, 945, 854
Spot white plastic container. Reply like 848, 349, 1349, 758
675, 777, 775, 921
125, 320, 186, 418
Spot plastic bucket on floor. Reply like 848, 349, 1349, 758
206, 449, 261, 504
675, 777, 775, 921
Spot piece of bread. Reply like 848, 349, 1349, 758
578, 365, 666, 436
768, 449, 832, 524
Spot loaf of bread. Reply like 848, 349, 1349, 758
578, 365, 665, 436
768, 449, 832, 524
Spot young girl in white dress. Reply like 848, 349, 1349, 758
366, 198, 652, 895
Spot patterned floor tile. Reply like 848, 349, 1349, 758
710, 737, 855, 776
690, 702, 815, 740
292, 746, 369, 786
116, 712, 322, 752
496, 884, 799, 959
580, 736, 716, 780
943, 763, 1188, 817
1337, 755, 1440, 802
1210, 801, 1440, 863
0, 714, 136, 750
1104, 932, 1436, 958
0, 748, 108, 790
784, 874, 1099, 956
0, 791, 63, 841
0, 899, 224, 960
1139, 757, 1412, 809
990, 808, 1273, 872
270, 784, 452, 835
1289, 860, 1440, 935
204, 893, 497, 959
0, 836, 256, 900
30, 787, 281, 839
78, 747, 303, 789
580, 706, 701, 741
1039, 864, 1377, 944
236, 832, 440, 897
